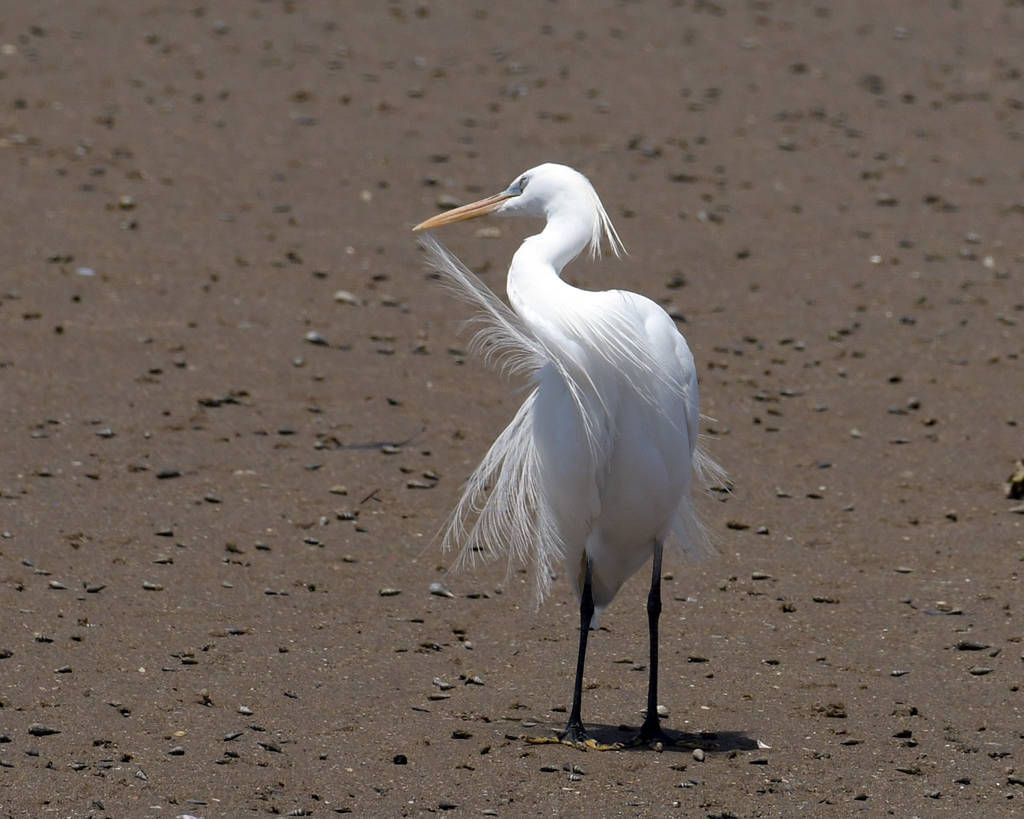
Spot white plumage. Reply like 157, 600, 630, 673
414, 163, 720, 747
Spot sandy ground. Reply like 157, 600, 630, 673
2, 1, 1023, 817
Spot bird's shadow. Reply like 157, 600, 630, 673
527, 722, 760, 754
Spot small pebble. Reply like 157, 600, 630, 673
692, 748, 705, 762
436, 194, 463, 209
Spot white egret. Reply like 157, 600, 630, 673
413, 163, 719, 748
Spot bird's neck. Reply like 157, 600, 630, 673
523, 210, 592, 275
506, 212, 591, 331
508, 210, 590, 285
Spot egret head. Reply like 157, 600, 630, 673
414, 163, 623, 259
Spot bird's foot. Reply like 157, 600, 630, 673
626, 717, 676, 751
523, 722, 621, 751
626, 720, 720, 753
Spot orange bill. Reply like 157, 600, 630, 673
413, 191, 514, 231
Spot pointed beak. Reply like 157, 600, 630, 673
412, 190, 515, 231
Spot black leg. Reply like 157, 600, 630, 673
637, 540, 670, 745
561, 555, 594, 745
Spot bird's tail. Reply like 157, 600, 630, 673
694, 437, 729, 495
668, 434, 729, 561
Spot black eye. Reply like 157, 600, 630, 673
517, 175, 529, 192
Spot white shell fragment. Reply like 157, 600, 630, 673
429, 582, 454, 598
